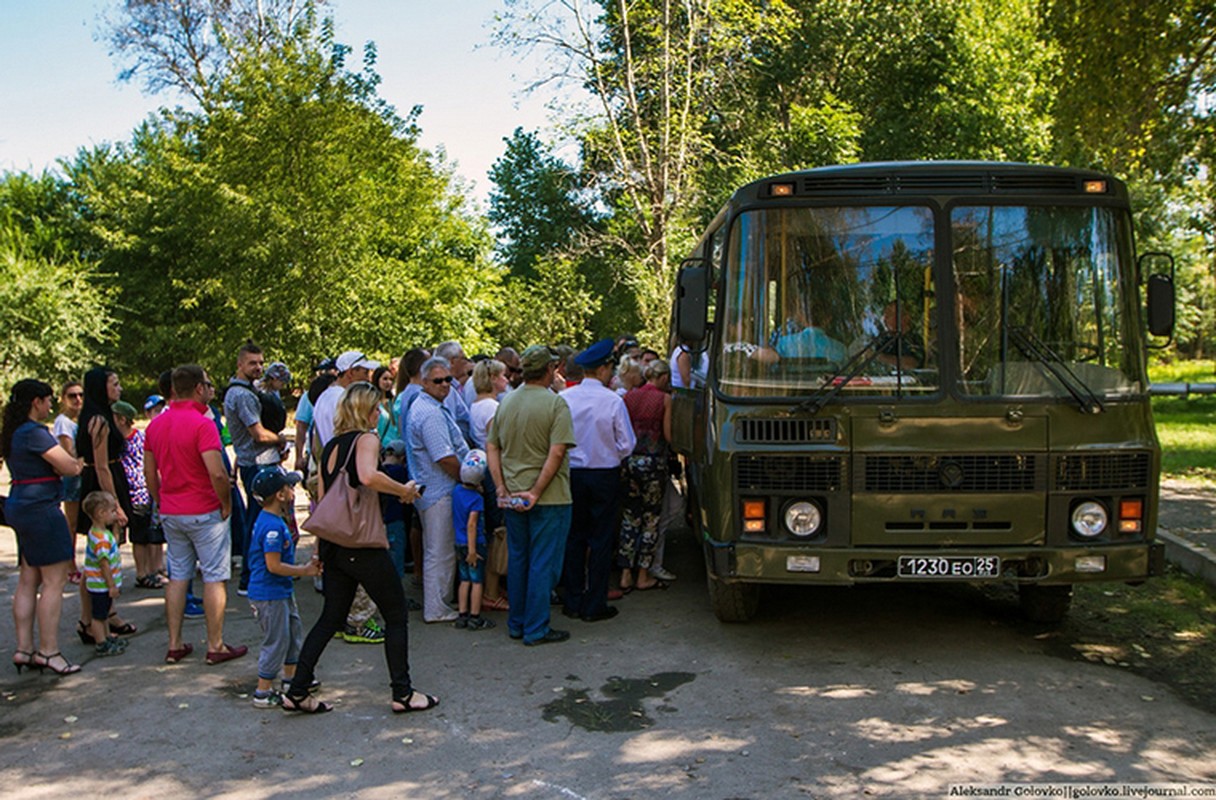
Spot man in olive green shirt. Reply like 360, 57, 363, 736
487, 345, 576, 646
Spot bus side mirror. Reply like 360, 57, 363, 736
1147, 273, 1174, 337
676, 264, 709, 344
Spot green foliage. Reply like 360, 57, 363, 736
491, 255, 602, 349
0, 227, 116, 395
66, 16, 498, 380
488, 128, 600, 280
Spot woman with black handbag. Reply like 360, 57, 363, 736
285, 381, 438, 714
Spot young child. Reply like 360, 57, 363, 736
247, 466, 321, 708
379, 439, 409, 579
82, 491, 129, 656
452, 450, 495, 631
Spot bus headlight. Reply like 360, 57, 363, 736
1070, 501, 1108, 538
784, 501, 822, 537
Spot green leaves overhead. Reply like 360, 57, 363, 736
66, 13, 498, 378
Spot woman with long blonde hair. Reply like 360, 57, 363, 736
284, 382, 439, 714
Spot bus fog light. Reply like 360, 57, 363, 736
1075, 555, 1106, 573
1071, 501, 1108, 538
786, 555, 821, 573
784, 501, 822, 537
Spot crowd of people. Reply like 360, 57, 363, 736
1, 334, 691, 713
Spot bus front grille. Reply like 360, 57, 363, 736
862, 454, 1040, 493
736, 455, 845, 492
735, 417, 836, 444
1054, 452, 1151, 491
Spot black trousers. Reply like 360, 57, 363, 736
561, 467, 621, 617
289, 540, 412, 700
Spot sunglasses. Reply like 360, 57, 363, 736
430, 376, 453, 385
65, 392, 84, 399
507, 366, 523, 375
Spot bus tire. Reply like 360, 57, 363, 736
708, 575, 760, 622
1018, 584, 1073, 623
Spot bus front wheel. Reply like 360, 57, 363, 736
1018, 584, 1073, 623
708, 575, 760, 622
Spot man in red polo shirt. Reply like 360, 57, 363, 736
145, 364, 246, 666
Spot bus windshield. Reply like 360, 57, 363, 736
717, 206, 937, 398
953, 205, 1146, 400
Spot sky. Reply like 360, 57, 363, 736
0, 0, 562, 207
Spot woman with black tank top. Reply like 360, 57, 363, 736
283, 381, 439, 714
73, 367, 138, 642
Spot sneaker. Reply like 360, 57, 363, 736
94, 636, 126, 657
183, 600, 205, 619
237, 588, 249, 597
467, 615, 496, 631
343, 620, 386, 644
523, 628, 570, 646
252, 690, 282, 709
649, 566, 677, 582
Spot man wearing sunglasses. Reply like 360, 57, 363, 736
496, 347, 524, 393
53, 382, 86, 572
407, 356, 470, 622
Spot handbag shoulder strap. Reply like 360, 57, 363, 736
322, 431, 362, 490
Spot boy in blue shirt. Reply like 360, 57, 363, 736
452, 450, 495, 631
247, 466, 321, 707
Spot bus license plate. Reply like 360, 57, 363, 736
897, 556, 1000, 579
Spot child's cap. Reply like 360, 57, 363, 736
460, 449, 487, 485
143, 394, 166, 411
383, 439, 406, 457
251, 466, 303, 503
112, 400, 138, 421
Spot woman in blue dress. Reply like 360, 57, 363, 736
3, 379, 85, 675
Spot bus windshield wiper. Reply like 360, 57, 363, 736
1007, 327, 1104, 414
790, 331, 898, 415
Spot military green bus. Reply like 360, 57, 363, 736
670, 162, 1175, 623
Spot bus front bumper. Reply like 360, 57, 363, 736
703, 537, 1167, 586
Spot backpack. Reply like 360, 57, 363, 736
229, 380, 287, 434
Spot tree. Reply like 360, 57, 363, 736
488, 127, 599, 280
70, 14, 499, 378
103, 0, 332, 106
491, 254, 601, 348
0, 225, 116, 395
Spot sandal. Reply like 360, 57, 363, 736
108, 614, 138, 636
634, 580, 670, 591
76, 620, 97, 645
12, 650, 35, 674
33, 651, 81, 675
68, 570, 82, 585
281, 694, 334, 714
483, 595, 509, 611
391, 690, 440, 714
136, 574, 165, 589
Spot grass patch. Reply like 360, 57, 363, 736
1149, 361, 1216, 484
1042, 568, 1216, 713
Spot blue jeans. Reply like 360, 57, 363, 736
505, 503, 572, 643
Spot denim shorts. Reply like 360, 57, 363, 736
62, 474, 82, 503
162, 510, 231, 583
456, 543, 486, 584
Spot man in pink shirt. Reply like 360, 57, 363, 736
145, 365, 246, 666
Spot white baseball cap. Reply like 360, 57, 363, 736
335, 350, 380, 373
